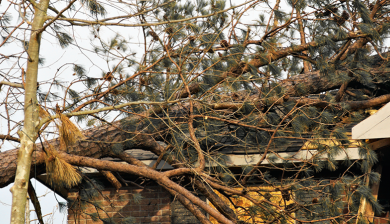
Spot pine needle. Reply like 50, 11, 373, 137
45, 143, 82, 188
58, 113, 84, 150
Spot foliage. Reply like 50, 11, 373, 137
1, 0, 390, 223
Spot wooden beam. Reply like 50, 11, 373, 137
369, 138, 390, 150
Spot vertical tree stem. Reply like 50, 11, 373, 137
10, 0, 50, 223
297, 10, 312, 73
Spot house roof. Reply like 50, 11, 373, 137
75, 123, 362, 173
37, 126, 364, 198
77, 147, 362, 174
352, 102, 390, 140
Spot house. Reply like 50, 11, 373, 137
35, 133, 370, 224
352, 102, 390, 224
29, 102, 390, 224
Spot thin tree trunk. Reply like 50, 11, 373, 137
297, 10, 312, 73
25, 197, 30, 224
10, 0, 50, 223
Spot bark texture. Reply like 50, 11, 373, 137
10, 0, 50, 222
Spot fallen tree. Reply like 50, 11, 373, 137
1, 0, 390, 223
2, 57, 390, 187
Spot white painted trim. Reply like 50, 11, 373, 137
79, 148, 362, 173
352, 102, 390, 139
203, 147, 361, 167
140, 148, 361, 168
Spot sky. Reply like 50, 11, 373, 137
0, 180, 67, 224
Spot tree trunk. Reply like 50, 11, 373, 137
296, 10, 312, 73
10, 0, 50, 223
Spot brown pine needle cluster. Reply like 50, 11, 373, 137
41, 107, 84, 187
44, 143, 81, 188
57, 114, 84, 150
38, 106, 50, 119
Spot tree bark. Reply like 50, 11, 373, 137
27, 180, 44, 224
296, 10, 312, 73
10, 0, 50, 223
98, 170, 122, 190
194, 179, 238, 222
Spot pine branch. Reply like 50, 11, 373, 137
98, 170, 122, 190
0, 81, 23, 89
45, 0, 255, 27
27, 180, 44, 224
0, 134, 20, 143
